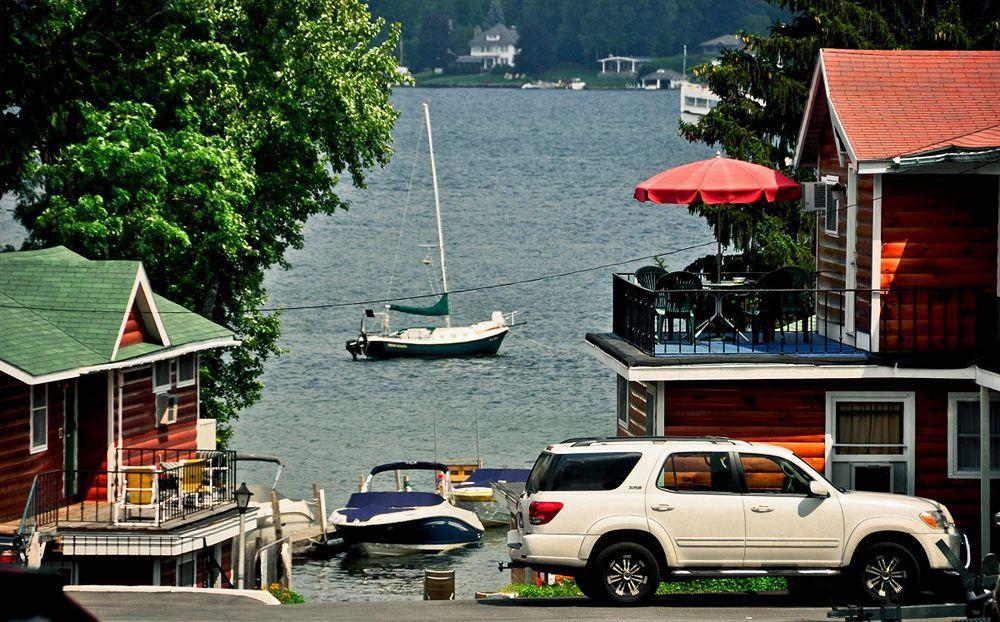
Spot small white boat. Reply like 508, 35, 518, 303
450, 468, 530, 527
568, 79, 586, 90
329, 461, 484, 556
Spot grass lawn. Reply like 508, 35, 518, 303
501, 577, 787, 598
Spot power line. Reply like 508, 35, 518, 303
0, 241, 717, 314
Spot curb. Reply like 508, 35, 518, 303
64, 585, 280, 605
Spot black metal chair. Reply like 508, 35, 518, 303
655, 271, 702, 345
634, 265, 667, 290
745, 267, 814, 345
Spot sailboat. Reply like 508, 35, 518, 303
346, 103, 513, 360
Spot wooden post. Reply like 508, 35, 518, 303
359, 474, 365, 492
982, 385, 991, 561
270, 489, 284, 543
395, 469, 402, 492
313, 482, 328, 541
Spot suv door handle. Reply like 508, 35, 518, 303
651, 504, 674, 512
751, 505, 774, 513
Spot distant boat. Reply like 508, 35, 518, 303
450, 468, 530, 527
679, 81, 720, 124
568, 78, 586, 90
329, 461, 484, 555
345, 103, 514, 360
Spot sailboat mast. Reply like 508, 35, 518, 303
423, 101, 450, 327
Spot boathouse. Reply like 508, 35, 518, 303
588, 49, 1000, 559
0, 246, 254, 586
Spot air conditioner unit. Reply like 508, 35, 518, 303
802, 181, 835, 212
157, 393, 179, 425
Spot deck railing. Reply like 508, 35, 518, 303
25, 449, 237, 529
611, 273, 995, 359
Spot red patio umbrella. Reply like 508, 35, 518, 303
634, 154, 801, 281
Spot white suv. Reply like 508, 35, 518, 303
507, 437, 962, 605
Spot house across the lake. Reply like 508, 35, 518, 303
699, 34, 741, 55
589, 49, 1000, 558
457, 24, 519, 70
0, 246, 254, 587
640, 68, 684, 90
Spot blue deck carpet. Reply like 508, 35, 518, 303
653, 332, 861, 356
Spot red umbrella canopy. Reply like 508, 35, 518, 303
634, 154, 801, 205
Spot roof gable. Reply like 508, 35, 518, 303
0, 247, 234, 381
796, 49, 1000, 164
469, 24, 518, 47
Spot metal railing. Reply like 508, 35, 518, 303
611, 273, 994, 359
24, 449, 236, 529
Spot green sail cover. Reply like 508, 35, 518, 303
388, 293, 449, 316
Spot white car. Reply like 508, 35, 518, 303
507, 437, 963, 605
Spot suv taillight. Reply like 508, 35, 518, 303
529, 501, 563, 525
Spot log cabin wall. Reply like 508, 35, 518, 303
659, 378, 1000, 552
0, 373, 65, 521
816, 123, 849, 332
879, 174, 998, 352
854, 174, 874, 334
115, 361, 199, 456
618, 380, 649, 437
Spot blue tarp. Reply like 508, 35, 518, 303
454, 468, 531, 488
339, 491, 443, 523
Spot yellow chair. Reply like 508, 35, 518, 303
180, 459, 208, 506
117, 465, 158, 523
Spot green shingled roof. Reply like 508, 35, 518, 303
0, 247, 235, 379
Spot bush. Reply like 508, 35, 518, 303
268, 582, 305, 604
501, 577, 786, 598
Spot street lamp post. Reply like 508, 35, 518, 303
233, 482, 253, 590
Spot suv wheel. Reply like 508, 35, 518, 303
853, 542, 920, 604
592, 542, 659, 605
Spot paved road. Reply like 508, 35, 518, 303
68, 591, 892, 622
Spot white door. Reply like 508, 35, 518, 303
738, 453, 844, 566
645, 451, 745, 566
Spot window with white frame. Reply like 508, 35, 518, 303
824, 191, 840, 235
617, 376, 629, 426
826, 392, 914, 494
153, 360, 172, 393
30, 385, 48, 453
948, 393, 1000, 479
177, 353, 197, 387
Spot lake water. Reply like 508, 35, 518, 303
230, 87, 716, 601
0, 86, 715, 601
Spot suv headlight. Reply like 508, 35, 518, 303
919, 510, 950, 530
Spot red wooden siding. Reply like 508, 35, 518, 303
879, 174, 998, 351
119, 302, 152, 349
115, 364, 198, 458
618, 381, 649, 437
658, 378, 1000, 553
0, 374, 65, 521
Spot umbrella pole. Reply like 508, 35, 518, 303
715, 217, 722, 283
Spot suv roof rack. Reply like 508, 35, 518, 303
561, 436, 749, 447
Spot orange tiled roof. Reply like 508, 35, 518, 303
820, 49, 1000, 161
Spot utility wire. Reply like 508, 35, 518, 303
0, 240, 718, 314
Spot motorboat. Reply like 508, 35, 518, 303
450, 468, 530, 527
329, 461, 484, 555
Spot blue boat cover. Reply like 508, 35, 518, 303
339, 491, 444, 523
370, 461, 449, 476
454, 468, 531, 489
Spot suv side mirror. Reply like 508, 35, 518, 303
809, 481, 830, 498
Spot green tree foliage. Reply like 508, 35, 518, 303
515, 21, 554, 73
416, 12, 453, 70
680, 0, 1000, 270
2, 0, 402, 444
368, 0, 784, 72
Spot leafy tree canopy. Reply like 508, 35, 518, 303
2, 0, 402, 444
680, 0, 1000, 271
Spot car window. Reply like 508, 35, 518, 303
528, 452, 642, 492
658, 452, 736, 493
740, 454, 812, 495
